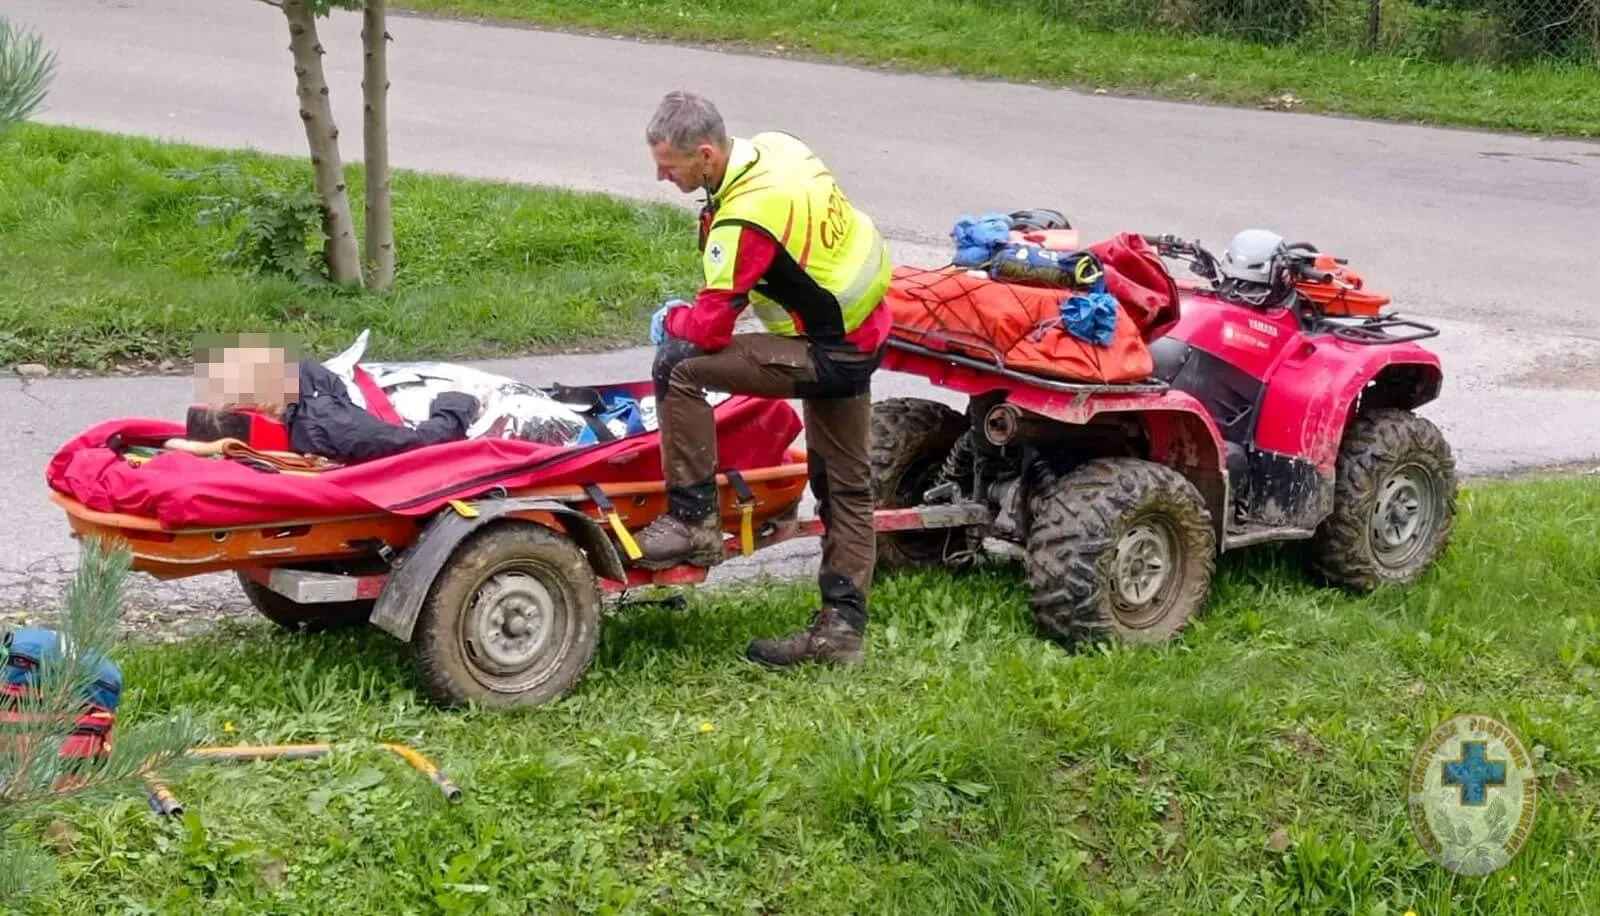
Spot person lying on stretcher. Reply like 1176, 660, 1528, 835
182, 332, 708, 466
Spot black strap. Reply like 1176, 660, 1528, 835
549, 383, 606, 413
582, 483, 616, 514
724, 469, 755, 507
551, 384, 617, 442
723, 469, 759, 556
580, 414, 616, 443
582, 483, 643, 561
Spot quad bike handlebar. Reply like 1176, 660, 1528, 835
1140, 232, 1439, 345
1140, 233, 1221, 281
1141, 233, 1345, 285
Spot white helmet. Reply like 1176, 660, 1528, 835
1217, 229, 1287, 285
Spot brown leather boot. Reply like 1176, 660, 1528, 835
746, 607, 864, 668
634, 512, 725, 569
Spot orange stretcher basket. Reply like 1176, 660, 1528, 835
49, 451, 813, 582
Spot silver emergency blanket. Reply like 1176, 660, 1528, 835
319, 330, 729, 447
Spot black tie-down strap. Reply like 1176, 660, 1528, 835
550, 384, 618, 443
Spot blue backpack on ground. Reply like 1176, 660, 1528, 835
1, 627, 124, 712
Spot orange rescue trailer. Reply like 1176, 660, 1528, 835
46, 383, 991, 710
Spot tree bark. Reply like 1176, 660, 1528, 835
282, 0, 363, 286
361, 0, 395, 291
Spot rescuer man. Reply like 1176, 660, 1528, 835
637, 89, 893, 668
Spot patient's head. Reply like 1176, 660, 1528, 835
193, 332, 301, 417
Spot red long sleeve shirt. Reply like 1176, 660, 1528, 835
666, 224, 891, 354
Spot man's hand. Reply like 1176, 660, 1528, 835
651, 299, 690, 346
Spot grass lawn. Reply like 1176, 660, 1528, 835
398, 0, 1600, 138
0, 124, 700, 372
10, 474, 1600, 913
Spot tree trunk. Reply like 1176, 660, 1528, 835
361, 0, 395, 291
282, 0, 363, 286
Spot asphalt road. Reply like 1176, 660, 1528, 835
5, 0, 1600, 625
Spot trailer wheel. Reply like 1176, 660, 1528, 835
870, 397, 983, 574
410, 522, 601, 709
236, 572, 372, 634
1025, 457, 1215, 645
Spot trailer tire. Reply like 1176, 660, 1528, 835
411, 521, 601, 709
1025, 457, 1215, 645
870, 397, 983, 574
237, 572, 372, 634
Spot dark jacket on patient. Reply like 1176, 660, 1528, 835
284, 361, 479, 463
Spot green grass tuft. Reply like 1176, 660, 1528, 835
10, 475, 1600, 912
0, 123, 701, 370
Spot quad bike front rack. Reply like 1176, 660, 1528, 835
1320, 314, 1441, 345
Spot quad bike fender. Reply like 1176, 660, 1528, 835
1254, 339, 1443, 474
1003, 386, 1231, 541
370, 497, 623, 642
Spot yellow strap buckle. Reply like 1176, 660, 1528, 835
449, 500, 480, 518
584, 484, 642, 561
609, 513, 643, 561
725, 470, 757, 557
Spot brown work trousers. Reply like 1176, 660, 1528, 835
653, 333, 881, 629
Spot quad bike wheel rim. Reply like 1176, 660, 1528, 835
461, 566, 565, 690
1111, 517, 1180, 629
1369, 463, 1437, 568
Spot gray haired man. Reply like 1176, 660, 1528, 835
639, 90, 895, 668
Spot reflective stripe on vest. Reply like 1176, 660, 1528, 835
708, 132, 891, 338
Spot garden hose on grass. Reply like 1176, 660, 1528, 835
144, 740, 462, 816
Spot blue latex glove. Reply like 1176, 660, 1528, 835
651, 299, 689, 346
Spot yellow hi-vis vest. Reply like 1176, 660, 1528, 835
700, 131, 891, 339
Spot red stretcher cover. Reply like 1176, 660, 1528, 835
46, 395, 802, 531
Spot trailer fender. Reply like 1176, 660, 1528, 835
369, 498, 624, 642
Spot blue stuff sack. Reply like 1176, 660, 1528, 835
1060, 291, 1119, 347
2, 627, 124, 712
950, 212, 1014, 268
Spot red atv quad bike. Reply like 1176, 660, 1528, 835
869, 228, 1456, 645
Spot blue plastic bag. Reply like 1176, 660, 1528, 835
574, 392, 648, 445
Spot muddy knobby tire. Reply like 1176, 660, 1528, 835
869, 396, 983, 574
1309, 408, 1457, 592
1025, 457, 1216, 645
411, 522, 601, 709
